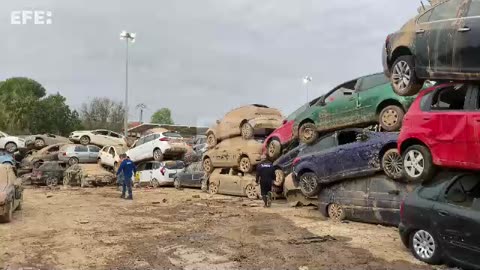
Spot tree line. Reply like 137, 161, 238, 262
0, 77, 174, 136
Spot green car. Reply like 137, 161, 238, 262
293, 73, 417, 144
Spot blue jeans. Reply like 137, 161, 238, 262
122, 177, 132, 198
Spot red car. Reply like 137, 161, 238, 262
398, 82, 476, 182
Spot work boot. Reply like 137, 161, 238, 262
120, 194, 125, 199
266, 192, 272, 208
262, 195, 267, 207
126, 196, 133, 200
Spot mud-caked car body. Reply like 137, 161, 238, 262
20, 143, 68, 171
383, 0, 480, 96
207, 168, 260, 199
69, 129, 127, 147
202, 137, 263, 174
174, 162, 206, 190
24, 134, 70, 149
292, 129, 402, 197
98, 145, 128, 171
63, 164, 115, 187
293, 73, 415, 145
30, 161, 68, 186
126, 131, 188, 163
0, 164, 23, 223
206, 104, 283, 147
0, 131, 26, 153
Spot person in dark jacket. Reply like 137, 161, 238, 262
116, 154, 136, 200
256, 155, 276, 207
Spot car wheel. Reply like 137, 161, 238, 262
327, 203, 346, 221
241, 122, 254, 140
5, 142, 17, 154
273, 169, 285, 187
299, 172, 321, 197
206, 133, 217, 148
410, 229, 442, 265
267, 139, 282, 160
151, 178, 160, 188
68, 157, 79, 166
239, 157, 252, 173
209, 183, 218, 195
0, 200, 13, 223
245, 184, 258, 199
174, 178, 181, 189
382, 149, 403, 180
34, 138, 46, 148
153, 149, 164, 161
46, 176, 58, 187
203, 158, 214, 173
299, 122, 318, 145
379, 105, 404, 132
79, 136, 90, 145
391, 55, 423, 96
403, 145, 436, 183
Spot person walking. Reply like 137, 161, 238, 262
256, 155, 276, 207
116, 154, 136, 200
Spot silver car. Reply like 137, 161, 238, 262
58, 144, 101, 165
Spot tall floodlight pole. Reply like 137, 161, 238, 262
120, 30, 136, 137
136, 103, 147, 123
303, 76, 312, 103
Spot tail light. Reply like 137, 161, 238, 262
160, 167, 166, 175
293, 157, 301, 166
400, 199, 405, 220
61, 152, 67, 156
159, 137, 170, 142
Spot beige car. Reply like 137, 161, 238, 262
208, 168, 259, 199
202, 137, 263, 173
206, 104, 283, 147
0, 164, 23, 223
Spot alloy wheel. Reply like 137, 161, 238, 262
328, 204, 345, 221
412, 230, 436, 260
392, 60, 411, 92
381, 109, 399, 127
245, 184, 257, 199
383, 150, 403, 177
404, 150, 424, 177
203, 159, 212, 172
209, 183, 218, 194
300, 174, 317, 194
239, 157, 251, 172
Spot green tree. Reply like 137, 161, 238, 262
80, 97, 125, 132
151, 108, 174, 125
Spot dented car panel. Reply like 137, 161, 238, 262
0, 164, 23, 223
318, 174, 416, 226
293, 129, 398, 185
21, 143, 69, 170
208, 168, 259, 198
203, 137, 263, 170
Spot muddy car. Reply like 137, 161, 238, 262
383, 0, 479, 96
202, 137, 263, 173
174, 162, 206, 190
292, 129, 402, 197
63, 164, 115, 187
24, 134, 70, 149
0, 164, 23, 223
30, 161, 68, 186
206, 104, 283, 147
293, 73, 416, 145
318, 174, 416, 226
0, 131, 26, 153
20, 143, 69, 171
207, 168, 259, 199
69, 129, 127, 147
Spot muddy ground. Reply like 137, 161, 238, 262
1, 187, 441, 270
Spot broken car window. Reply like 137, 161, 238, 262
337, 131, 360, 145
431, 84, 467, 110
429, 0, 463, 22
220, 168, 229, 174
445, 174, 480, 208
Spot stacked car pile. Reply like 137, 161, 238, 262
202, 104, 283, 199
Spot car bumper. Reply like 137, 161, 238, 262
398, 222, 410, 248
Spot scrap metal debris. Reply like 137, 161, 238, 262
288, 235, 337, 245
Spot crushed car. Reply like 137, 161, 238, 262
30, 161, 68, 186
206, 104, 283, 147
20, 143, 68, 171
0, 164, 23, 223
0, 131, 26, 153
383, 0, 477, 96
98, 145, 128, 171
207, 168, 260, 199
202, 137, 263, 173
69, 129, 127, 147
292, 129, 402, 197
63, 164, 115, 187
292, 73, 416, 145
24, 134, 70, 149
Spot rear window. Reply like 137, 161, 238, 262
164, 132, 182, 138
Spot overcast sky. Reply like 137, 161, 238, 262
0, 1, 420, 127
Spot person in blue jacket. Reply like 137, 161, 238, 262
116, 154, 136, 200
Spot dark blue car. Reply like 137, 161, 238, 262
292, 129, 402, 197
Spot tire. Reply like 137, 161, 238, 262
327, 203, 346, 221
273, 169, 285, 187
5, 142, 17, 154
151, 178, 160, 188
0, 200, 13, 223
267, 139, 282, 160
46, 177, 58, 187
153, 149, 164, 161
203, 157, 214, 173
299, 172, 321, 197
238, 156, 252, 173
209, 183, 218, 195
391, 55, 423, 96
68, 157, 79, 166
206, 133, 217, 148
381, 149, 403, 180
402, 145, 436, 183
379, 105, 404, 132
409, 229, 442, 265
34, 138, 46, 148
240, 122, 254, 140
174, 178, 181, 189
299, 122, 318, 145
79, 136, 90, 145
245, 184, 258, 199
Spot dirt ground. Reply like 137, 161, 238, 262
0, 186, 441, 270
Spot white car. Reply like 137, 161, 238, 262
69, 129, 126, 147
134, 160, 185, 187
0, 131, 26, 153
126, 131, 188, 163
98, 145, 128, 170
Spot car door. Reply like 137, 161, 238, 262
128, 137, 144, 162
192, 163, 205, 187
91, 130, 109, 146
366, 177, 405, 225
74, 145, 89, 162
140, 135, 155, 160
434, 174, 480, 266
135, 163, 145, 183
106, 147, 116, 166
88, 145, 100, 163
332, 179, 369, 222
179, 164, 194, 187
355, 74, 390, 123
140, 162, 154, 183
453, 0, 480, 73
415, 8, 434, 73
319, 81, 359, 130
217, 168, 236, 195
108, 131, 125, 146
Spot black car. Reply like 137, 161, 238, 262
173, 162, 206, 190
31, 161, 67, 186
383, 0, 480, 96
318, 174, 416, 226
399, 171, 480, 269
